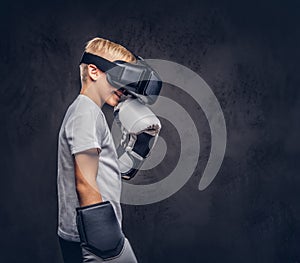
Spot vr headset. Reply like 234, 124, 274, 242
80, 52, 162, 104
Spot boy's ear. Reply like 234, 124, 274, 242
87, 64, 104, 81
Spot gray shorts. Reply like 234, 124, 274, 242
81, 238, 138, 263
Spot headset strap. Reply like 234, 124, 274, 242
80, 52, 122, 75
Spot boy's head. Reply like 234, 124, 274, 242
80, 37, 137, 84
79, 37, 137, 107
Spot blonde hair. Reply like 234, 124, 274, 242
80, 37, 136, 83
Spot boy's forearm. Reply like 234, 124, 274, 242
74, 149, 103, 206
76, 181, 102, 206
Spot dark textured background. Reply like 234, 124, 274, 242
0, 0, 299, 262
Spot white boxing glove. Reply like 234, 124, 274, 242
113, 98, 161, 180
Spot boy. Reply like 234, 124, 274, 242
57, 37, 138, 262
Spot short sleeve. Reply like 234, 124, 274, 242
65, 109, 102, 155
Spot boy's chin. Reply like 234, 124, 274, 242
106, 103, 117, 107
105, 99, 119, 107
105, 93, 123, 107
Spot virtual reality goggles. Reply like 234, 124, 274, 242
80, 52, 162, 104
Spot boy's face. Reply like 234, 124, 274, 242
92, 68, 124, 107
86, 63, 126, 107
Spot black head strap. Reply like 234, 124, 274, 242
80, 52, 121, 73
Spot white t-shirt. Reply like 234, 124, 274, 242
57, 94, 122, 242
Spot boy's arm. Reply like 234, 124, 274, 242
74, 148, 102, 206
74, 148, 127, 260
